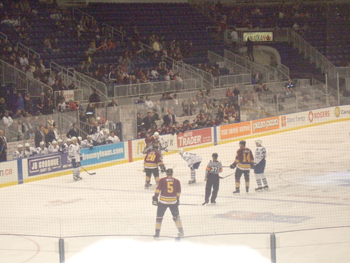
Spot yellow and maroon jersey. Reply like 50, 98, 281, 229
144, 150, 163, 170
234, 147, 254, 171
145, 136, 154, 147
154, 177, 181, 205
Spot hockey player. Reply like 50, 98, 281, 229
77, 136, 83, 146
106, 131, 120, 144
92, 128, 109, 145
64, 138, 72, 150
80, 135, 94, 149
36, 141, 49, 155
57, 139, 66, 152
152, 168, 184, 239
153, 131, 168, 158
178, 148, 202, 184
230, 140, 254, 194
24, 143, 37, 158
48, 140, 60, 154
202, 153, 223, 205
13, 144, 24, 159
145, 131, 154, 147
69, 137, 82, 181
254, 140, 268, 191
144, 142, 166, 189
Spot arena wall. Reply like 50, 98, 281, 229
1, 105, 349, 188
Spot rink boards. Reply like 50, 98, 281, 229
1, 105, 350, 188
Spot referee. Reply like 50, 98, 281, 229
203, 153, 223, 205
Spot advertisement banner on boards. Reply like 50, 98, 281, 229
132, 134, 177, 159
81, 142, 125, 166
243, 32, 273, 42
252, 117, 280, 134
219, 122, 251, 141
177, 128, 212, 148
0, 160, 18, 184
28, 152, 72, 177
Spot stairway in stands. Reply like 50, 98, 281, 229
268, 42, 325, 82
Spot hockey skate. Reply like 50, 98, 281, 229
255, 187, 263, 191
153, 233, 160, 240
177, 231, 184, 238
211, 201, 216, 205
144, 183, 152, 189
73, 177, 79, 181
263, 185, 269, 190
188, 179, 196, 184
202, 201, 208, 206
233, 190, 240, 194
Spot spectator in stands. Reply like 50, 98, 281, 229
230, 27, 238, 51
253, 70, 263, 84
66, 123, 79, 139
0, 130, 7, 162
143, 111, 155, 131
175, 73, 183, 90
107, 98, 118, 108
43, 95, 54, 115
16, 93, 24, 111
145, 96, 154, 110
23, 118, 34, 139
255, 84, 263, 95
0, 98, 8, 118
36, 93, 45, 114
89, 89, 101, 103
163, 109, 175, 126
246, 38, 254, 62
285, 79, 295, 90
34, 125, 46, 148
68, 81, 77, 90
46, 125, 57, 145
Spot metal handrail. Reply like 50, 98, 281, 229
74, 72, 109, 101
73, 8, 94, 21
0, 31, 8, 41
17, 42, 41, 59
102, 23, 124, 43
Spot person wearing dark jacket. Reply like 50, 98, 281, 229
34, 125, 46, 148
66, 123, 79, 138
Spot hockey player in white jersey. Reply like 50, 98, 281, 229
13, 144, 24, 159
178, 148, 202, 184
36, 141, 49, 155
57, 139, 66, 152
253, 140, 268, 191
69, 137, 82, 181
64, 138, 72, 150
92, 128, 109, 145
77, 136, 82, 146
80, 135, 94, 149
153, 132, 168, 159
24, 143, 37, 158
106, 131, 120, 144
48, 140, 60, 154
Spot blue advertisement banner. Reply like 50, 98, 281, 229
81, 142, 125, 166
28, 152, 72, 177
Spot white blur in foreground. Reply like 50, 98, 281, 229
67, 238, 271, 263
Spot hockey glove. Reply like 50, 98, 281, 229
160, 165, 166, 173
176, 199, 180, 206
80, 155, 83, 161
89, 146, 93, 150
230, 163, 237, 169
152, 196, 158, 206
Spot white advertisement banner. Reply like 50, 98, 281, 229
243, 32, 273, 42
0, 160, 18, 184
63, 90, 74, 101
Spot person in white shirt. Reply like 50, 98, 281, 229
230, 27, 238, 51
37, 141, 49, 155
93, 128, 109, 145
80, 135, 94, 149
145, 96, 154, 110
48, 140, 60, 154
106, 131, 120, 144
253, 140, 268, 191
24, 143, 37, 158
19, 54, 29, 66
13, 144, 24, 159
178, 148, 202, 184
2, 111, 13, 128
150, 67, 159, 79
69, 137, 82, 181
63, 138, 72, 150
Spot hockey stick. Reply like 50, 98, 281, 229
81, 166, 96, 175
219, 173, 234, 179
180, 203, 202, 206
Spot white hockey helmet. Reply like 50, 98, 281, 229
78, 136, 82, 141
153, 132, 159, 138
67, 138, 72, 143
25, 143, 30, 147
40, 141, 45, 146
104, 128, 110, 135
71, 136, 77, 142
255, 140, 262, 146
52, 140, 57, 145
58, 139, 63, 143
18, 144, 23, 148
87, 135, 92, 139
178, 148, 184, 155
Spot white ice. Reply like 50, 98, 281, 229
1, 121, 350, 263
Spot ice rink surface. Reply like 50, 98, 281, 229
1, 121, 350, 263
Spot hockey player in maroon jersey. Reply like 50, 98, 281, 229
144, 143, 166, 189
230, 140, 254, 194
144, 131, 154, 147
152, 169, 184, 239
